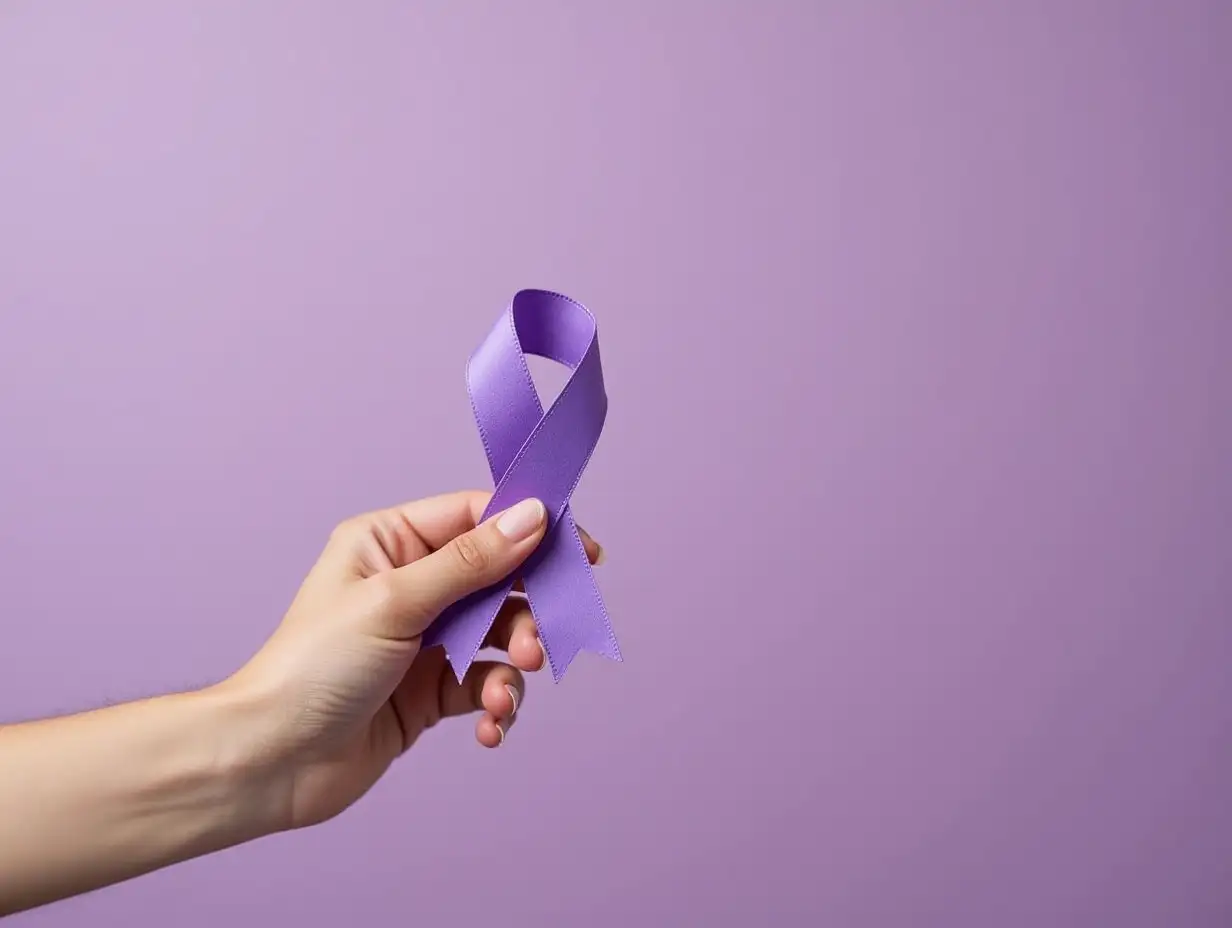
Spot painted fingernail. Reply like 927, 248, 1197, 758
538, 638, 551, 672
505, 684, 520, 716
496, 498, 545, 541
496, 718, 508, 746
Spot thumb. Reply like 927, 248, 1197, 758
375, 497, 547, 639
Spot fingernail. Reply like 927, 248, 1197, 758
496, 718, 508, 746
505, 684, 520, 716
595, 544, 606, 566
495, 498, 545, 541
538, 638, 551, 672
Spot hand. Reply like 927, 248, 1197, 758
222, 490, 602, 831
0, 489, 605, 914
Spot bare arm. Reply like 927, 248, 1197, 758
0, 686, 278, 914
0, 493, 590, 915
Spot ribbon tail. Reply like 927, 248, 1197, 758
523, 509, 622, 683
423, 580, 514, 684
537, 619, 623, 684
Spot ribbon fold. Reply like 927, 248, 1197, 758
423, 290, 622, 682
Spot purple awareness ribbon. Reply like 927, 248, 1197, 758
423, 290, 622, 683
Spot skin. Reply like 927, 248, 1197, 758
0, 490, 602, 915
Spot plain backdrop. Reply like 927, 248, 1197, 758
1, 2, 1230, 925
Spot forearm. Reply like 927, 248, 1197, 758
0, 684, 285, 915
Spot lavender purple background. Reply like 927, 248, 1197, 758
1, 2, 1229, 925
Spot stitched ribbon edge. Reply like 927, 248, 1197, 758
423, 290, 621, 683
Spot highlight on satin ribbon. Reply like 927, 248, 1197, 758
422, 290, 622, 683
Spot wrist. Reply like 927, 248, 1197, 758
188, 681, 295, 842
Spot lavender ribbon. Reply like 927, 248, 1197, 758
423, 290, 622, 683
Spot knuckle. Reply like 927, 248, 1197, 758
451, 532, 492, 573
368, 571, 401, 612
365, 573, 431, 636
329, 515, 362, 544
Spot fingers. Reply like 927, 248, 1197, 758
484, 598, 547, 672
383, 490, 492, 552
370, 498, 547, 640
383, 489, 604, 563
576, 524, 604, 565
438, 660, 524, 748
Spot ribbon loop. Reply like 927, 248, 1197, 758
423, 290, 622, 682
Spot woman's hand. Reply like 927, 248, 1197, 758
0, 489, 591, 914
222, 490, 601, 831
